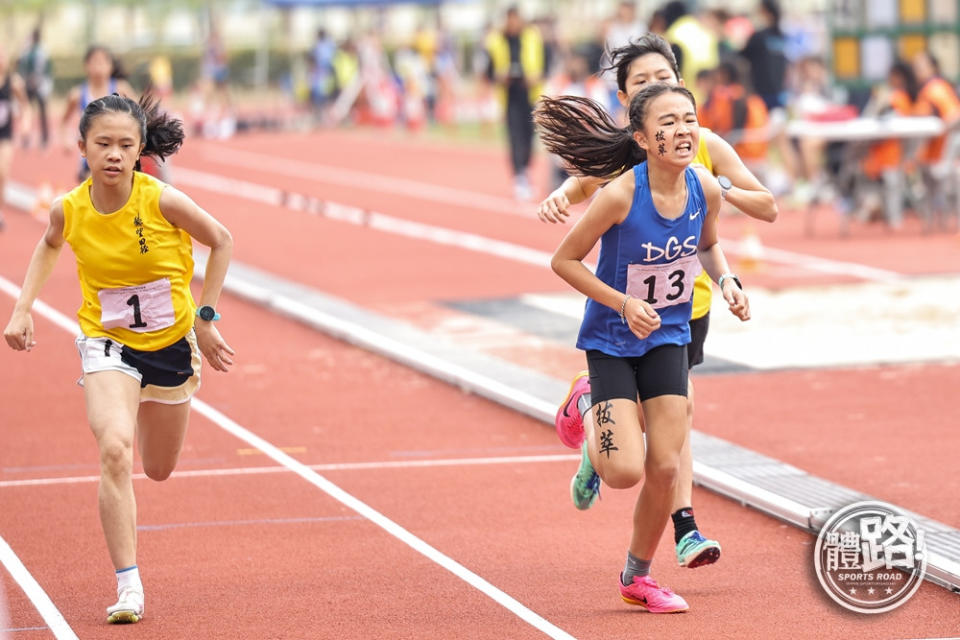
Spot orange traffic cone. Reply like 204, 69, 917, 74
32, 182, 54, 222
737, 222, 765, 273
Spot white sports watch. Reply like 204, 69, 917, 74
717, 175, 732, 200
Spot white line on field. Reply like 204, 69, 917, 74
9, 176, 906, 284
195, 145, 532, 217
0, 454, 581, 489
0, 274, 577, 640
0, 536, 77, 640
173, 165, 906, 283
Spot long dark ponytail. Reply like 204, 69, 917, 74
535, 83, 696, 179
78, 93, 184, 169
535, 95, 644, 179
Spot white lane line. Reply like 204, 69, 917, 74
366, 212, 556, 268
137, 516, 363, 531
722, 238, 904, 283
170, 169, 910, 283
9, 177, 907, 284
0, 275, 577, 640
0, 536, 77, 640
210, 279, 558, 420
3, 182, 34, 212
0, 277, 78, 336
0, 454, 581, 489
193, 145, 532, 217
200, 402, 577, 639
171, 168, 556, 269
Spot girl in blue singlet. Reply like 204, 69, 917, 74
60, 46, 135, 182
535, 83, 750, 612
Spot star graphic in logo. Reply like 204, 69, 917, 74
849, 587, 857, 595
867, 588, 875, 595
885, 587, 894, 595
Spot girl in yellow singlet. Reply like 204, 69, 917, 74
4, 93, 234, 625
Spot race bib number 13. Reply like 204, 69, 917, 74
98, 278, 176, 333
626, 254, 700, 310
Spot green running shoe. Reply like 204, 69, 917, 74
570, 441, 601, 510
675, 530, 722, 568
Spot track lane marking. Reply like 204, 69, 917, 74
179, 149, 906, 283
0, 454, 581, 489
193, 145, 533, 217
0, 274, 577, 640
170, 169, 906, 283
0, 537, 77, 640
137, 516, 363, 531
9, 178, 907, 285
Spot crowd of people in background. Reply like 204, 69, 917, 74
277, 0, 960, 232
4, 1, 960, 232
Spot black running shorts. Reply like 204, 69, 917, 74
586, 344, 689, 405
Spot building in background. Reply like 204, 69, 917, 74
830, 0, 960, 99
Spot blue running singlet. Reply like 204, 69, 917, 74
576, 162, 706, 357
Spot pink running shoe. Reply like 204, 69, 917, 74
619, 574, 689, 613
555, 371, 590, 449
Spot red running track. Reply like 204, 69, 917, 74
11, 131, 960, 303
1, 175, 959, 638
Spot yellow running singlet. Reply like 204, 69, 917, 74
62, 172, 196, 351
691, 128, 714, 320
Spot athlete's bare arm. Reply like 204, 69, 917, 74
159, 187, 235, 372
703, 130, 778, 223
3, 199, 66, 351
693, 166, 749, 321
537, 174, 604, 223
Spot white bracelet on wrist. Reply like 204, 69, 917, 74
619, 295, 631, 324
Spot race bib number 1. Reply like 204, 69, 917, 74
626, 254, 700, 310
98, 278, 176, 333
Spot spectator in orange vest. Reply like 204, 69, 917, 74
911, 50, 960, 230
698, 61, 769, 169
912, 50, 960, 165
863, 60, 916, 180
860, 60, 917, 228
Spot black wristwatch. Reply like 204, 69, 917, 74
196, 305, 221, 322
717, 175, 733, 200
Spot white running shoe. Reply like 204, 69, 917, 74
106, 587, 144, 624
514, 176, 534, 201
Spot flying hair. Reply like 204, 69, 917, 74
534, 83, 695, 179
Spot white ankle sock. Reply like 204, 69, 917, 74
116, 565, 142, 593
